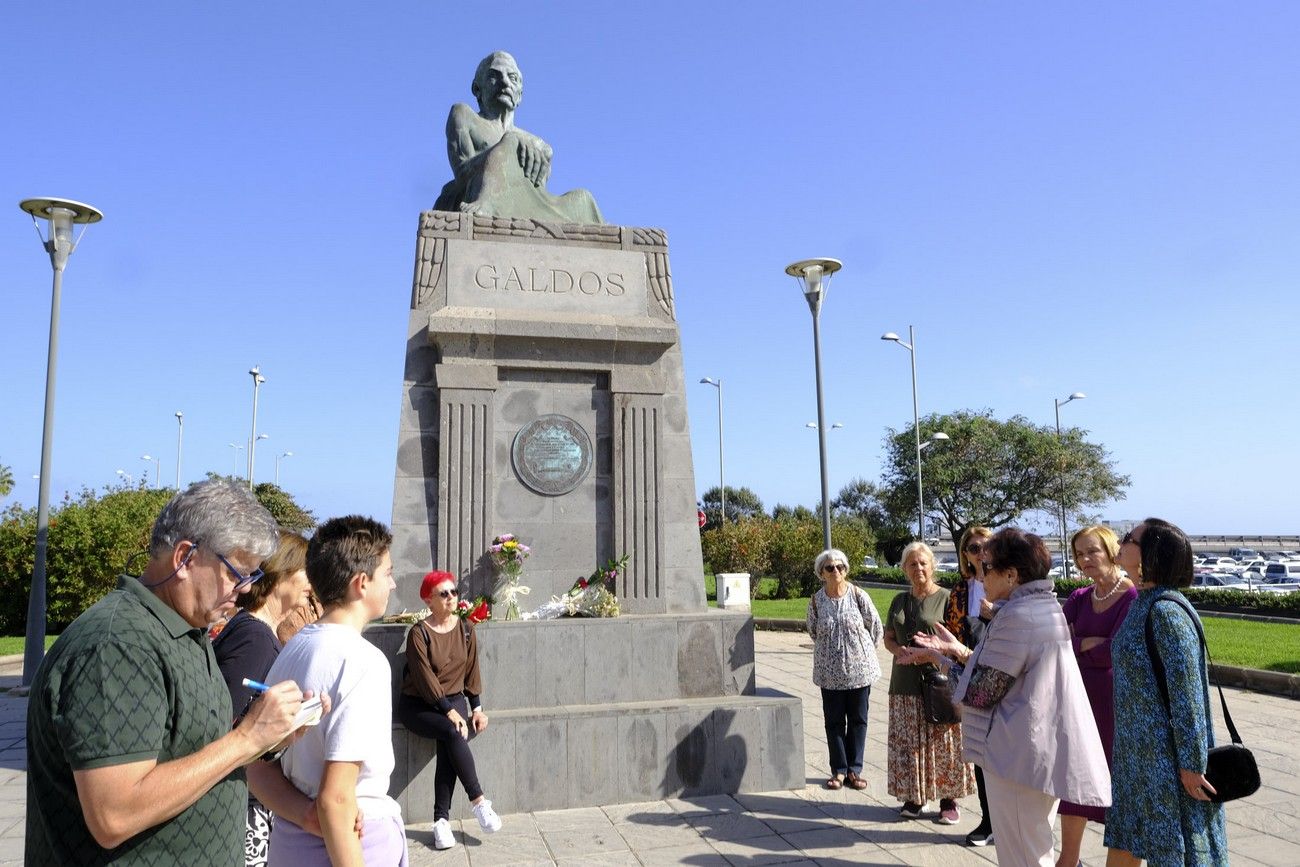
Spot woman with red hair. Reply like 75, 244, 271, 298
398, 571, 502, 850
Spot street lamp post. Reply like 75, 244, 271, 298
228, 442, 245, 477
275, 451, 293, 486
248, 366, 266, 489
18, 196, 102, 687
786, 257, 842, 551
882, 326, 937, 540
1054, 392, 1086, 579
698, 378, 725, 525
140, 454, 161, 488
175, 411, 184, 489
916, 432, 950, 540
115, 469, 134, 486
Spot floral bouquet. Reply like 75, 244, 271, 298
455, 595, 493, 624
523, 555, 624, 620
489, 533, 531, 620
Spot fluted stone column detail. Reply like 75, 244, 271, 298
613, 395, 664, 610
439, 391, 493, 581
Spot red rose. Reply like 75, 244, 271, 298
468, 599, 490, 623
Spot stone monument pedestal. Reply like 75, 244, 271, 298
385, 212, 804, 817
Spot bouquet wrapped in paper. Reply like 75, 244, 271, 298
489, 533, 531, 620
523, 556, 624, 620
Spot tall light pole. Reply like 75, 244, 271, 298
917, 432, 950, 540
247, 366, 266, 489
174, 411, 184, 489
882, 326, 933, 540
786, 257, 842, 551
115, 469, 134, 486
228, 442, 245, 477
275, 451, 293, 486
1054, 391, 1086, 579
18, 197, 102, 687
140, 454, 161, 488
698, 378, 725, 525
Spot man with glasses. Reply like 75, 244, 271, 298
27, 479, 315, 865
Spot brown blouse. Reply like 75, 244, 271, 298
400, 617, 483, 713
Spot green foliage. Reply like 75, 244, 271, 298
1184, 587, 1300, 614
770, 503, 815, 521
204, 474, 316, 531
699, 485, 765, 527
766, 517, 875, 599
831, 477, 912, 564
881, 410, 1130, 542
700, 519, 772, 594
0, 464, 13, 498
0, 485, 175, 634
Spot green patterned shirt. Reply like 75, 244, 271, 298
26, 575, 244, 865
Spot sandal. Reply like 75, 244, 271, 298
825, 775, 844, 790
846, 771, 867, 790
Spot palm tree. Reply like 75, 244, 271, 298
0, 463, 13, 498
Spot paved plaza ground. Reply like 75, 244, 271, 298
1, 630, 1297, 865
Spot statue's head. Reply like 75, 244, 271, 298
472, 51, 523, 115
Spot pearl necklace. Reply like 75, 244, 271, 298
1092, 576, 1125, 602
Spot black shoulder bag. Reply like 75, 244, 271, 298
906, 593, 961, 724
1145, 596, 1260, 803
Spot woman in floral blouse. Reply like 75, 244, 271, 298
806, 548, 883, 791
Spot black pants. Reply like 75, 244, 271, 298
820, 686, 870, 775
397, 693, 484, 821
974, 764, 991, 829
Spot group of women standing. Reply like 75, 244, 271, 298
806, 517, 1229, 866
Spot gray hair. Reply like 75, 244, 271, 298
900, 541, 936, 569
813, 548, 849, 576
472, 50, 522, 105
150, 479, 279, 561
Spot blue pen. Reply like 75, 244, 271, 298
242, 677, 271, 693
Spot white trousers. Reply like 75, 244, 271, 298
983, 767, 1061, 867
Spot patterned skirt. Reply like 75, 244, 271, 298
245, 799, 273, 867
886, 693, 975, 803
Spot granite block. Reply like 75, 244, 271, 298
618, 712, 668, 802
584, 620, 634, 704
392, 476, 438, 525
396, 431, 440, 478
477, 623, 538, 710
664, 705, 716, 797
515, 717, 569, 811
631, 619, 679, 701
567, 713, 620, 807
534, 621, 587, 707
678, 620, 724, 698
761, 700, 804, 793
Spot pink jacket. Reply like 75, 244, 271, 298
954, 579, 1111, 806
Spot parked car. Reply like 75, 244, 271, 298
1261, 562, 1300, 592
1229, 547, 1260, 560
936, 558, 961, 573
861, 556, 879, 571
1191, 572, 1254, 591
1198, 557, 1242, 573
1238, 558, 1270, 574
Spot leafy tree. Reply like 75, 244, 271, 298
830, 478, 912, 565
0, 463, 12, 498
0, 484, 174, 633
771, 503, 815, 522
880, 410, 1129, 545
699, 485, 764, 527
204, 473, 316, 532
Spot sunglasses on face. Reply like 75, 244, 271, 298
1121, 530, 1142, 546
822, 563, 848, 573
964, 542, 983, 554
437, 588, 459, 599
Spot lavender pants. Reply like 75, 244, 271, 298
268, 814, 408, 866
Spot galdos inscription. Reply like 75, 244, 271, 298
446, 238, 647, 316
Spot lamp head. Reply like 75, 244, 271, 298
1069, 392, 1086, 401
699, 377, 719, 386
930, 432, 950, 442
19, 197, 102, 271
175, 411, 183, 421
784, 257, 842, 298
880, 332, 900, 342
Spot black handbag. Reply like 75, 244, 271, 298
1145, 596, 1261, 803
920, 667, 961, 724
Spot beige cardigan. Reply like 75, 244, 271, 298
955, 579, 1111, 806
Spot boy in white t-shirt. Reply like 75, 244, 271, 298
251, 515, 407, 866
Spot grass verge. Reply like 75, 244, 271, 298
0, 635, 58, 656
710, 581, 1299, 674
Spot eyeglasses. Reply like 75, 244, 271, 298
964, 542, 983, 554
1121, 529, 1142, 546
822, 563, 848, 573
437, 588, 459, 599
214, 550, 265, 594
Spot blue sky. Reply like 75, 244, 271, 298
3, 2, 1297, 534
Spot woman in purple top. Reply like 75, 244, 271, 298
1055, 525, 1136, 867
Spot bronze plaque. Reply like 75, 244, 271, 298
511, 414, 593, 496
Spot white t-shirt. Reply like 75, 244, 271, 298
967, 578, 986, 618
265, 622, 402, 819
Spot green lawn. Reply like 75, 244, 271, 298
0, 635, 58, 656
708, 578, 1300, 674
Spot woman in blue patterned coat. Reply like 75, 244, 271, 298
1105, 519, 1228, 866
806, 548, 884, 791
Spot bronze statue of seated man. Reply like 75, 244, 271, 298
434, 51, 603, 225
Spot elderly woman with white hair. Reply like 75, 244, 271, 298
806, 548, 884, 791
883, 541, 976, 823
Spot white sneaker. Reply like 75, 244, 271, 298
472, 798, 502, 833
431, 817, 455, 850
